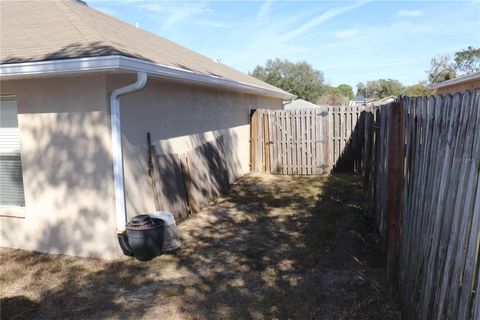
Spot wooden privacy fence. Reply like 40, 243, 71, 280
363, 90, 480, 320
250, 106, 365, 175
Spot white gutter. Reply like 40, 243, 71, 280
0, 56, 295, 100
110, 71, 148, 233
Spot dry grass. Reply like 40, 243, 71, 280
0, 173, 399, 319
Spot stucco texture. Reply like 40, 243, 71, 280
0, 73, 283, 259
436, 79, 480, 95
108, 75, 282, 221
0, 74, 119, 258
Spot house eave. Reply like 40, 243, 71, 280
430, 71, 480, 90
0, 55, 295, 100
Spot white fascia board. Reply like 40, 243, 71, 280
0, 55, 295, 100
0, 56, 121, 76
118, 56, 295, 99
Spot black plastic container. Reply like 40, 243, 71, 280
125, 215, 164, 261
117, 232, 134, 256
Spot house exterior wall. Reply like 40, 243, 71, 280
436, 79, 480, 95
0, 73, 283, 260
106, 75, 283, 220
0, 75, 120, 259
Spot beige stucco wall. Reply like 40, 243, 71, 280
0, 74, 120, 259
436, 79, 480, 95
107, 75, 282, 219
0, 73, 283, 259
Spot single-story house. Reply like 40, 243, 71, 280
352, 95, 374, 106
0, 0, 294, 259
430, 71, 480, 95
369, 95, 397, 107
284, 99, 326, 110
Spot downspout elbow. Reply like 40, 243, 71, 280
110, 72, 148, 234
110, 72, 148, 104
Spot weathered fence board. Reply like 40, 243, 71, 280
177, 136, 229, 216
363, 89, 480, 320
146, 135, 231, 224
250, 92, 479, 318
385, 100, 404, 285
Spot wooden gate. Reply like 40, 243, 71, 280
251, 106, 366, 175
251, 109, 329, 175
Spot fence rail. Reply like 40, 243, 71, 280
363, 90, 480, 320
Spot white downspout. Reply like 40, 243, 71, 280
110, 72, 148, 233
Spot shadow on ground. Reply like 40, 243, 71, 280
0, 173, 399, 320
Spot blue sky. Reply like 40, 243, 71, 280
90, 0, 479, 89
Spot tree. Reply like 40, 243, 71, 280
454, 46, 480, 74
356, 79, 404, 99
426, 55, 456, 85
356, 82, 367, 97
337, 84, 354, 100
317, 86, 345, 105
376, 79, 403, 98
403, 81, 431, 97
250, 59, 325, 103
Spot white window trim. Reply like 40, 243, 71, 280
0, 95, 26, 211
0, 205, 26, 218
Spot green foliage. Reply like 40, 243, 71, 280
317, 87, 345, 105
425, 47, 479, 86
426, 54, 457, 85
337, 84, 354, 100
356, 82, 367, 97
403, 81, 432, 97
354, 46, 479, 97
250, 59, 325, 103
356, 80, 431, 99
318, 84, 354, 105
454, 46, 480, 74
356, 79, 404, 99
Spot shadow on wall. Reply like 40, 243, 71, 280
124, 129, 243, 223
2, 71, 273, 258
115, 76, 272, 143
112, 74, 277, 222
0, 111, 117, 258
1, 42, 152, 63
1, 110, 245, 258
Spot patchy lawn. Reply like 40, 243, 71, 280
0, 173, 399, 320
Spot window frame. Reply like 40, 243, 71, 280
0, 95, 26, 218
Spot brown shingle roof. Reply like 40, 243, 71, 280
0, 0, 288, 95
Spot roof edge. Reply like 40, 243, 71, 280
0, 56, 295, 100
430, 71, 480, 89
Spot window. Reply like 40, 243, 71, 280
0, 96, 25, 207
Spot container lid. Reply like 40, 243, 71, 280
130, 214, 151, 224
127, 214, 155, 229
148, 211, 176, 225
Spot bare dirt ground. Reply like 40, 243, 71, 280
1, 173, 399, 320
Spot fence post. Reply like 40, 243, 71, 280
250, 109, 258, 172
386, 99, 405, 286
363, 106, 372, 187
263, 111, 270, 173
